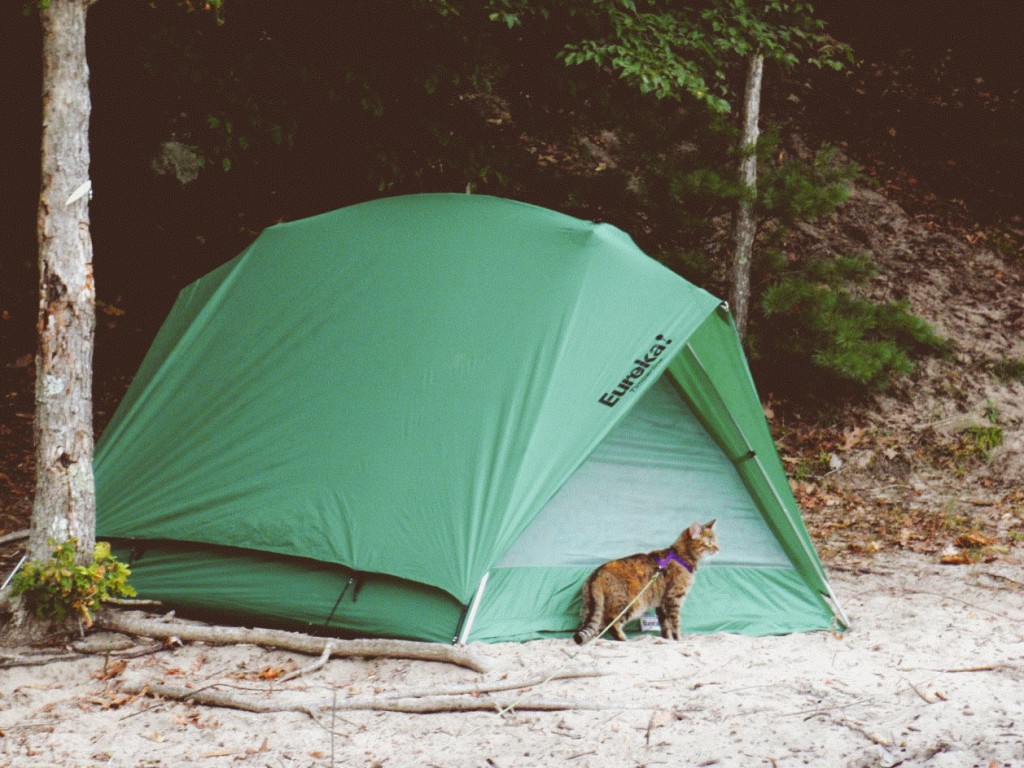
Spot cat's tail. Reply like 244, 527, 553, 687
573, 585, 604, 645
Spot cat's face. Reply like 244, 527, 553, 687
684, 519, 720, 558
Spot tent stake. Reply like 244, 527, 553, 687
455, 571, 490, 646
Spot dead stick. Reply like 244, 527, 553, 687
278, 641, 334, 683
979, 572, 1024, 589
938, 664, 1004, 674
375, 667, 608, 700
0, 651, 81, 668
121, 680, 320, 719
121, 680, 641, 715
0, 529, 30, 546
904, 590, 1024, 622
96, 611, 491, 673
780, 698, 872, 719
905, 679, 933, 704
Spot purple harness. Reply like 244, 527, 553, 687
655, 551, 694, 573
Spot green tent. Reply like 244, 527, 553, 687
95, 194, 847, 643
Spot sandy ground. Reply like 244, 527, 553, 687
2, 551, 1023, 768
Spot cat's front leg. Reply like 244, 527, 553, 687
660, 598, 682, 640
656, 606, 671, 639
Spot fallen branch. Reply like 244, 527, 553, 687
121, 680, 638, 715
0, 650, 81, 668
72, 633, 137, 654
106, 597, 164, 608
96, 610, 492, 673
0, 529, 30, 546
1, 638, 170, 668
121, 680, 321, 719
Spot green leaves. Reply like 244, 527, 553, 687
560, 6, 732, 110
758, 254, 946, 391
11, 539, 136, 628
559, 0, 850, 111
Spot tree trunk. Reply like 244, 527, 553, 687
30, 0, 97, 568
729, 50, 764, 339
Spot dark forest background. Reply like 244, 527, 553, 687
1, 1, 1022, 395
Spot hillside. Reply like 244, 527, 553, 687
773, 175, 1024, 562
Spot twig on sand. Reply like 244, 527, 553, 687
777, 698, 872, 720
0, 637, 165, 668
375, 667, 608, 700
904, 679, 934, 704
904, 589, 1024, 622
899, 663, 1008, 675
278, 641, 335, 684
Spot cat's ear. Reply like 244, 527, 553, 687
707, 519, 717, 529
688, 522, 701, 538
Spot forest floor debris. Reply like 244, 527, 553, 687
1, 551, 1023, 767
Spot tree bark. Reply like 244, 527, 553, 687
31, 0, 97, 566
729, 50, 764, 339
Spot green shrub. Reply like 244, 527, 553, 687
753, 254, 946, 393
11, 540, 136, 628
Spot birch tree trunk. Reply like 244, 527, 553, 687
729, 50, 764, 339
30, 0, 97, 567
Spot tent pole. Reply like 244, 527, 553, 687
455, 571, 490, 646
685, 342, 852, 631
685, 344, 758, 463
750, 453, 852, 629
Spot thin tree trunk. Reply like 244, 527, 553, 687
31, 0, 96, 566
729, 50, 764, 339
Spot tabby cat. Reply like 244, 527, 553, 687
573, 520, 719, 644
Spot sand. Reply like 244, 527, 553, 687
2, 551, 1023, 768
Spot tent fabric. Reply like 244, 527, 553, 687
95, 193, 843, 642
496, 376, 790, 571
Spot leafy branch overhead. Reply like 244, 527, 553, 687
557, 0, 851, 111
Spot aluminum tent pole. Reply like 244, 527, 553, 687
684, 343, 852, 630
455, 571, 490, 645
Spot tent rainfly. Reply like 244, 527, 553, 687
95, 194, 848, 643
